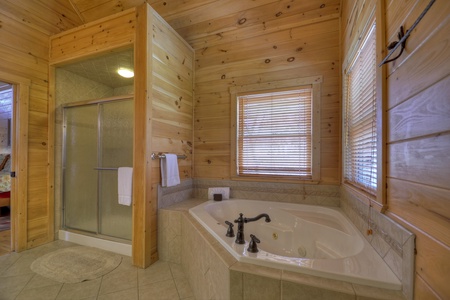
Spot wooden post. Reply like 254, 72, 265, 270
132, 3, 155, 268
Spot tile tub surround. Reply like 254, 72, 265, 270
193, 178, 340, 206
159, 199, 405, 300
158, 178, 194, 209
340, 186, 415, 300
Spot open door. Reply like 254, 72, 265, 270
0, 81, 12, 255
0, 70, 29, 253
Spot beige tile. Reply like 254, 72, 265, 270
0, 273, 34, 290
169, 211, 182, 235
168, 236, 182, 264
0, 287, 22, 300
139, 278, 180, 300
370, 232, 391, 258
211, 240, 237, 268
352, 284, 404, 300
1, 256, 36, 277
24, 274, 61, 290
56, 278, 101, 299
169, 262, 185, 279
15, 284, 62, 300
282, 270, 355, 295
174, 276, 194, 299
231, 262, 282, 281
282, 280, 354, 300
205, 252, 229, 299
105, 255, 137, 277
97, 287, 138, 300
0, 252, 22, 274
99, 269, 137, 295
138, 260, 173, 287
243, 273, 281, 300
402, 235, 415, 300
383, 249, 402, 280
230, 270, 243, 300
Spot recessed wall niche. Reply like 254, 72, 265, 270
54, 48, 135, 241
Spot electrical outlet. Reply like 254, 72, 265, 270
208, 187, 230, 200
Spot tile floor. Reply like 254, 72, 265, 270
0, 240, 195, 300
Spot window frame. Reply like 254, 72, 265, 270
342, 6, 386, 210
230, 76, 322, 183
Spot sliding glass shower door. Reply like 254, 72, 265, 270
63, 98, 133, 240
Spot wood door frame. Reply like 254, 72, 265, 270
0, 70, 30, 252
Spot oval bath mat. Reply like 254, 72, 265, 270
31, 246, 122, 283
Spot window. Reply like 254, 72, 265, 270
344, 22, 377, 195
230, 77, 321, 181
237, 88, 312, 177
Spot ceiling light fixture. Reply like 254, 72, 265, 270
117, 67, 134, 78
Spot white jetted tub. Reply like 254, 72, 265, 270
189, 199, 401, 290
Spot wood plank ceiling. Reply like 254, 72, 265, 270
1, 0, 340, 50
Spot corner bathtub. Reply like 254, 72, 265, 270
189, 199, 401, 290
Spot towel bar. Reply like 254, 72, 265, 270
151, 153, 187, 160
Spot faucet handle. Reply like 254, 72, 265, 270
234, 213, 244, 223
225, 221, 235, 237
247, 234, 260, 253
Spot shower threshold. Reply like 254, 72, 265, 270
58, 229, 132, 256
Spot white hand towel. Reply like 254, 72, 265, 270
118, 167, 133, 206
161, 154, 180, 187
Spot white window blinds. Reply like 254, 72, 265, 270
344, 23, 377, 194
237, 88, 312, 178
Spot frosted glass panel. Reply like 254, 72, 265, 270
64, 105, 98, 232
99, 100, 133, 239
63, 99, 133, 240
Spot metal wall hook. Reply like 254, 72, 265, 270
382, 26, 406, 65
379, 0, 436, 66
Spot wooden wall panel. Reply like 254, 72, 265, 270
49, 9, 136, 65
194, 15, 340, 184
0, 7, 52, 249
387, 15, 450, 109
388, 75, 450, 142
150, 10, 194, 182
149, 9, 194, 263
0, 0, 82, 35
343, 0, 450, 299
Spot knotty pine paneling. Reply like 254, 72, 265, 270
176, 0, 340, 50
385, 0, 449, 75
49, 9, 136, 65
388, 75, 450, 143
0, 6, 55, 249
71, 0, 144, 23
388, 134, 450, 190
342, 0, 450, 298
388, 178, 450, 246
0, 0, 82, 35
150, 11, 194, 186
194, 16, 340, 183
387, 15, 450, 109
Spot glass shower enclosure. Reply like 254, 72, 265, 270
62, 98, 133, 241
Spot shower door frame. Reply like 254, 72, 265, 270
61, 94, 133, 241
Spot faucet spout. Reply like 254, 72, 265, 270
244, 213, 271, 223
234, 213, 271, 245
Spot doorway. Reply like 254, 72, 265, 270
0, 81, 13, 256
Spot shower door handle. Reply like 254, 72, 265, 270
94, 167, 118, 171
